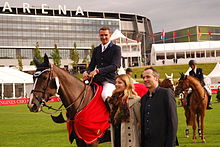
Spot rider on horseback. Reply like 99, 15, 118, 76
188, 60, 213, 109
82, 27, 121, 103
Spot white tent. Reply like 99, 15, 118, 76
151, 41, 220, 65
110, 29, 142, 67
118, 66, 126, 75
0, 67, 33, 99
208, 62, 220, 84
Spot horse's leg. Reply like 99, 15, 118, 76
197, 113, 201, 137
191, 113, 197, 143
90, 142, 99, 147
76, 139, 99, 147
201, 112, 206, 143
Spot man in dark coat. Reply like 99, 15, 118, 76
188, 60, 213, 109
141, 67, 178, 147
83, 27, 121, 102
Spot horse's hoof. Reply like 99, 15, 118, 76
193, 140, 197, 143
202, 140, 206, 143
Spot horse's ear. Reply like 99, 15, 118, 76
44, 54, 49, 64
165, 73, 168, 78
34, 57, 41, 68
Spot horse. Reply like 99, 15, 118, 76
159, 73, 175, 91
178, 88, 202, 138
175, 73, 208, 143
27, 54, 105, 147
27, 54, 148, 146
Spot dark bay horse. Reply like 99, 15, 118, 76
27, 55, 101, 147
175, 73, 208, 143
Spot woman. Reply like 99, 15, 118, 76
107, 74, 141, 147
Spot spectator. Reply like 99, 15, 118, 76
141, 67, 178, 147
108, 74, 141, 147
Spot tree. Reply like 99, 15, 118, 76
51, 44, 61, 66
17, 55, 23, 71
70, 42, 79, 66
30, 42, 43, 65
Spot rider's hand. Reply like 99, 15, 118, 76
82, 71, 89, 81
89, 69, 99, 78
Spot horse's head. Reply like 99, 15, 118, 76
28, 54, 59, 112
175, 72, 190, 96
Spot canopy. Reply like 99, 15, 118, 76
0, 67, 33, 84
208, 62, 220, 84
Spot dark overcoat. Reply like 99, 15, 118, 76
86, 41, 121, 84
141, 87, 178, 147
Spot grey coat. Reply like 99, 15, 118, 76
110, 97, 141, 147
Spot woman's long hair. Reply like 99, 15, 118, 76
112, 74, 138, 101
109, 74, 139, 124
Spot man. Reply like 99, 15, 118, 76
125, 68, 133, 76
83, 27, 121, 102
141, 67, 178, 147
188, 60, 213, 109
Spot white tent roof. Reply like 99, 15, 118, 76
110, 29, 139, 43
110, 29, 127, 40
207, 62, 220, 84
0, 67, 33, 83
208, 62, 220, 78
151, 41, 220, 53
185, 67, 192, 75
118, 66, 126, 75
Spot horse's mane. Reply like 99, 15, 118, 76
52, 65, 84, 84
187, 75, 203, 87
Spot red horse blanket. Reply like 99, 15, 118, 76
134, 83, 148, 97
66, 83, 110, 144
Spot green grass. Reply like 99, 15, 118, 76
130, 63, 216, 80
0, 98, 220, 147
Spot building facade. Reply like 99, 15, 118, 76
154, 26, 220, 44
0, 2, 153, 68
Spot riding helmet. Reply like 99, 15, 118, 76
188, 60, 196, 66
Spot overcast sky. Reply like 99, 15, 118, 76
1, 0, 220, 33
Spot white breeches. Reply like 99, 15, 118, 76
101, 81, 115, 101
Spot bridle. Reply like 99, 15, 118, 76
31, 66, 88, 115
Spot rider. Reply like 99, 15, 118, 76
82, 26, 121, 103
188, 60, 213, 109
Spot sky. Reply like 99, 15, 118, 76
1, 0, 220, 33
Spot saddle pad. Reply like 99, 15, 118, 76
67, 83, 110, 144
134, 83, 148, 98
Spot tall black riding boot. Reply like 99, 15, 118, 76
207, 95, 213, 110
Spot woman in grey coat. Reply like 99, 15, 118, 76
107, 74, 141, 147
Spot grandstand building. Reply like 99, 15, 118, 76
0, 2, 153, 69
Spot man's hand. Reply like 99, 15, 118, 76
89, 69, 99, 78
82, 71, 89, 81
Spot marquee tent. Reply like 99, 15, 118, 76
151, 41, 220, 65
0, 67, 33, 99
110, 29, 142, 67
208, 62, 220, 84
